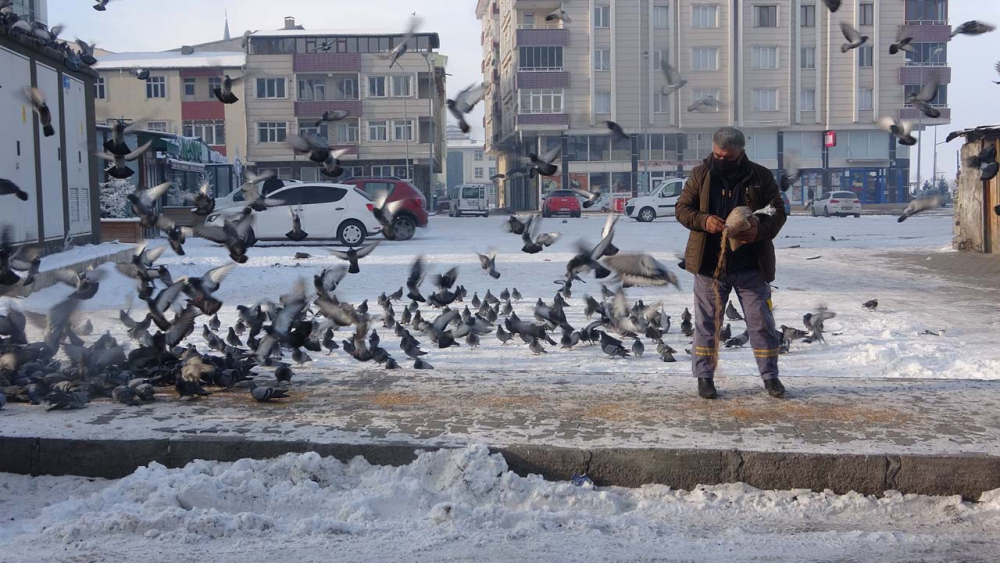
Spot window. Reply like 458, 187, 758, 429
96, 77, 106, 99
368, 76, 387, 97
335, 77, 358, 99
489, 167, 497, 177
594, 49, 611, 71
185, 121, 226, 145
753, 5, 778, 27
654, 92, 670, 114
800, 4, 815, 27
517, 89, 564, 114
594, 91, 611, 114
751, 88, 779, 111
474, 150, 484, 160
857, 88, 873, 110
298, 78, 326, 101
522, 13, 535, 29
474, 167, 484, 179
146, 76, 166, 99
692, 5, 718, 28
147, 121, 168, 133
904, 84, 947, 107
391, 75, 412, 97
801, 89, 816, 111
652, 49, 669, 70
257, 122, 287, 143
858, 46, 873, 68
905, 0, 947, 24
905, 43, 947, 65
801, 47, 816, 69
594, 5, 610, 28
256, 78, 286, 99
519, 46, 564, 71
183, 78, 196, 99
335, 121, 360, 143
393, 119, 414, 141
692, 47, 718, 70
274, 186, 347, 206
299, 124, 327, 139
361, 181, 395, 199
859, 3, 874, 26
752, 46, 779, 69
692, 89, 721, 112
208, 77, 221, 98
368, 120, 388, 141
653, 6, 669, 28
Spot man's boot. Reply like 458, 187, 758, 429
764, 377, 786, 398
698, 377, 717, 400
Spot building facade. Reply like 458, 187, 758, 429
446, 126, 498, 192
242, 17, 447, 201
7, 0, 47, 24
477, 0, 951, 210
93, 51, 248, 162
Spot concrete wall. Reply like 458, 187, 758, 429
954, 137, 1000, 253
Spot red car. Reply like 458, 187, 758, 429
542, 190, 582, 218
342, 177, 429, 241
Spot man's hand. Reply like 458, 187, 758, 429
735, 215, 759, 243
705, 215, 725, 234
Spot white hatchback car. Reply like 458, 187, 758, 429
206, 182, 382, 246
812, 191, 862, 218
624, 178, 686, 222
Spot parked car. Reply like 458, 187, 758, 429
449, 184, 490, 217
624, 178, 685, 222
542, 190, 582, 218
812, 191, 861, 217
206, 182, 382, 246
341, 177, 429, 241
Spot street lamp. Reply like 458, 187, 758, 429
642, 50, 650, 194
421, 51, 437, 211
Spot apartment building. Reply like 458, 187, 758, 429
6, 0, 47, 24
446, 125, 498, 193
477, 0, 951, 210
93, 50, 248, 162
243, 17, 447, 199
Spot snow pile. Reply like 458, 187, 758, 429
25, 445, 1000, 547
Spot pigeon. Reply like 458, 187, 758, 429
447, 83, 487, 134
237, 171, 285, 211
328, 242, 379, 275
275, 365, 294, 383
779, 152, 802, 194
878, 116, 917, 146
251, 383, 289, 402
545, 8, 571, 23
631, 338, 644, 358
315, 110, 350, 128
112, 385, 140, 406
213, 74, 243, 104
156, 216, 193, 256
124, 181, 170, 228
511, 288, 523, 302
599, 332, 630, 358
659, 61, 687, 97
687, 94, 723, 113
725, 330, 749, 348
521, 216, 560, 254
195, 208, 256, 264
863, 299, 878, 310
994, 62, 1000, 85
96, 140, 154, 181
23, 87, 54, 137
898, 195, 941, 222
821, 0, 841, 12
602, 253, 681, 289
606, 121, 629, 141
286, 208, 309, 242
93, 0, 113, 10
951, 20, 995, 37
529, 338, 547, 355
889, 29, 914, 55
314, 266, 348, 301
907, 77, 941, 119
477, 251, 501, 279
73, 39, 99, 66
183, 182, 216, 216
966, 144, 999, 182
502, 214, 531, 235
387, 14, 421, 69
0, 178, 29, 201
840, 22, 868, 53
725, 301, 744, 321
46, 389, 89, 411
524, 145, 561, 177
104, 118, 144, 156
414, 358, 434, 370
54, 267, 106, 300
496, 325, 514, 345
804, 306, 837, 344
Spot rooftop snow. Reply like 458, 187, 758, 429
94, 51, 246, 70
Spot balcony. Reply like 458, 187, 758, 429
515, 27, 569, 47
899, 107, 951, 121
180, 68, 222, 78
899, 24, 952, 42
898, 65, 951, 85
293, 53, 361, 73
294, 100, 362, 118
182, 101, 225, 120
516, 113, 570, 127
516, 71, 569, 89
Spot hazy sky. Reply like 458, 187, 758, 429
52, 0, 1000, 184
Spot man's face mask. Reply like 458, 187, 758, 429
712, 152, 742, 174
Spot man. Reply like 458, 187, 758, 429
675, 127, 787, 400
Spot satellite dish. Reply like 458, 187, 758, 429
181, 45, 195, 55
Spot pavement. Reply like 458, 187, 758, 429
3, 370, 999, 499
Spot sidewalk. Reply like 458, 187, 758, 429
3, 371, 999, 498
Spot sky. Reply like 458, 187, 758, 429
50, 0, 1000, 185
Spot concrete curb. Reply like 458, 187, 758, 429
10, 246, 135, 298
1, 436, 997, 501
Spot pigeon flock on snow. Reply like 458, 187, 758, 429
0, 4, 996, 411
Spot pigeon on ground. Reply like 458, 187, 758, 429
804, 306, 837, 344
726, 301, 743, 321
251, 383, 289, 402
725, 330, 749, 348
863, 299, 878, 310
840, 22, 868, 52
632, 338, 644, 358
447, 83, 487, 134
599, 332, 630, 358
414, 358, 434, 370
112, 385, 140, 406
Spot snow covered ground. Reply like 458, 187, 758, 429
8, 210, 997, 382
2, 445, 999, 562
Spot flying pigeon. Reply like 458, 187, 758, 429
840, 22, 868, 53
447, 83, 487, 134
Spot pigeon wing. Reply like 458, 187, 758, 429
840, 22, 861, 43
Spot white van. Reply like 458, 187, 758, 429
450, 184, 489, 217
624, 178, 686, 222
